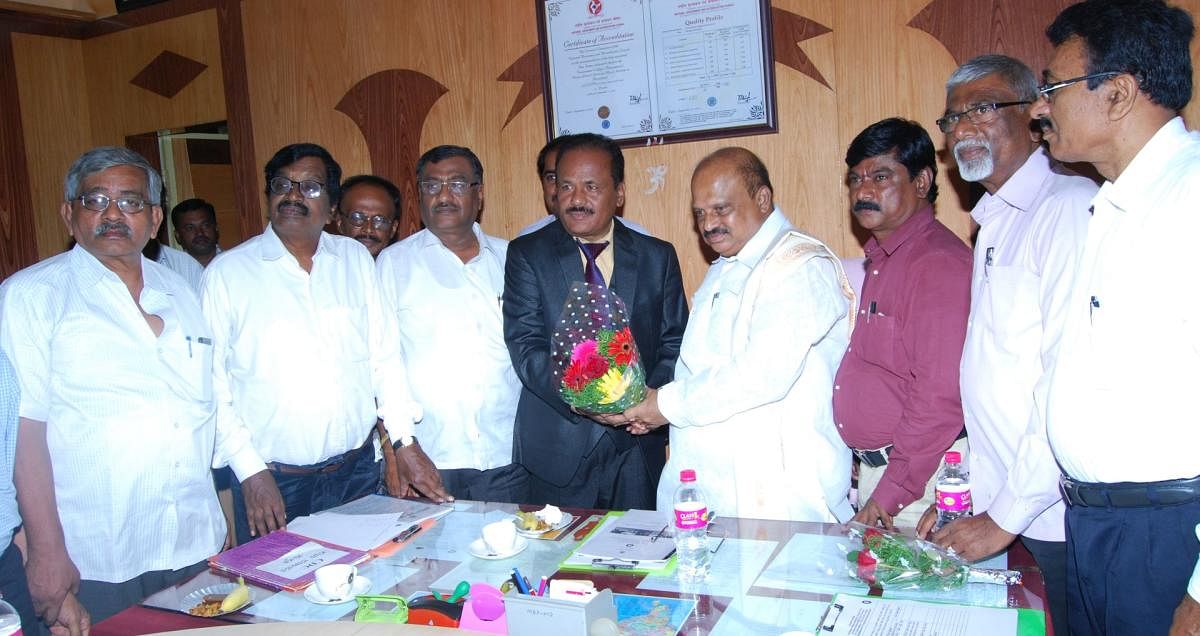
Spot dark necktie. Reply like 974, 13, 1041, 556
578, 241, 609, 287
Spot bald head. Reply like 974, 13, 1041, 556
690, 147, 775, 258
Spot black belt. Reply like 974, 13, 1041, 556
267, 434, 374, 476
1061, 474, 1200, 508
852, 428, 967, 469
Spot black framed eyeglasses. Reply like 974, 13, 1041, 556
268, 176, 325, 199
1036, 72, 1120, 102
75, 192, 147, 214
936, 101, 1031, 134
344, 211, 394, 230
417, 179, 479, 196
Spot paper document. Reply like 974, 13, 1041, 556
820, 594, 1028, 636
567, 509, 675, 565
257, 541, 348, 579
287, 496, 454, 551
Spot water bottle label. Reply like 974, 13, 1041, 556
674, 505, 708, 530
936, 488, 971, 512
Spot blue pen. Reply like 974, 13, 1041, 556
511, 567, 531, 594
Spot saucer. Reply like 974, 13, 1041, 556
514, 512, 575, 537
303, 575, 372, 605
180, 583, 256, 616
468, 535, 529, 560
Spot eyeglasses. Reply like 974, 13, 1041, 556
417, 178, 479, 196
1036, 71, 1120, 102
344, 210, 394, 230
268, 176, 325, 199
75, 192, 147, 214
936, 101, 1031, 133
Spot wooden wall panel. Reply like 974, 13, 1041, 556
188, 162, 239, 250
11, 32, 91, 259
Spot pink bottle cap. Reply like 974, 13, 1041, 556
680, 469, 696, 482
944, 451, 962, 463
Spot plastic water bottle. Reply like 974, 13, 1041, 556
0, 597, 22, 635
673, 469, 711, 581
934, 451, 972, 530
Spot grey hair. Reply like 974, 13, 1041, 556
63, 146, 163, 205
946, 54, 1038, 103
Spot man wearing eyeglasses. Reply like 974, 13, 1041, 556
376, 146, 526, 502
915, 54, 1096, 636
335, 175, 400, 258
833, 118, 972, 531
1026, 1, 1200, 633
0, 146, 225, 626
202, 143, 449, 546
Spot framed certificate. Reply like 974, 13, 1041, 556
537, 0, 777, 147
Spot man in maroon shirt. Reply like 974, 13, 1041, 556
834, 118, 972, 530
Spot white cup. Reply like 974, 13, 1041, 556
481, 519, 518, 554
314, 563, 356, 600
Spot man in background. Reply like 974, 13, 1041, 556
172, 198, 221, 267
335, 175, 400, 258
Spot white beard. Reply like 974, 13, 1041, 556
954, 139, 995, 182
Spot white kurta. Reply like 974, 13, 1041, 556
655, 211, 855, 522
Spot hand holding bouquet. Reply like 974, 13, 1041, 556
845, 523, 1021, 590
551, 282, 647, 414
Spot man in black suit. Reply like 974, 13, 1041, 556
503, 133, 688, 510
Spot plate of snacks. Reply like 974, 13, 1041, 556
513, 505, 573, 537
181, 577, 255, 617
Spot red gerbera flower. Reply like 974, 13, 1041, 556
607, 328, 636, 366
563, 360, 589, 392
581, 353, 610, 380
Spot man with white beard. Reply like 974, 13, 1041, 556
916, 54, 1095, 636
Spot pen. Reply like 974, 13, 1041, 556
186, 335, 193, 358
512, 567, 531, 594
391, 523, 422, 543
537, 576, 548, 597
984, 246, 994, 279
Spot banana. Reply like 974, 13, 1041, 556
220, 576, 250, 612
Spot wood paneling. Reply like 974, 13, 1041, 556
0, 28, 39, 278
217, 0, 261, 241
188, 162, 240, 249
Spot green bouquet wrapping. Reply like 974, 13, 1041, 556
844, 523, 1021, 591
551, 282, 647, 414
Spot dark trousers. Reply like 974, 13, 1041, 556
230, 443, 380, 545
528, 432, 655, 510
77, 560, 207, 624
438, 464, 530, 504
1021, 536, 1067, 636
1066, 499, 1200, 635
0, 540, 36, 631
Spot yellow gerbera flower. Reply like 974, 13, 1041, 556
597, 367, 632, 404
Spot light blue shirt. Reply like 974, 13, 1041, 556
0, 350, 20, 550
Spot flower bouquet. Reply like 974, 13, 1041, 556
551, 282, 647, 414
844, 523, 1021, 591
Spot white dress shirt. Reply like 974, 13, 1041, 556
960, 148, 1095, 541
202, 225, 421, 482
376, 224, 519, 470
156, 243, 205, 293
655, 210, 855, 522
0, 246, 225, 582
1045, 117, 1200, 483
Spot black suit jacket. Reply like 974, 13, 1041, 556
503, 218, 688, 487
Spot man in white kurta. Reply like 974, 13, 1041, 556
625, 148, 855, 522
0, 147, 224, 626
376, 145, 525, 502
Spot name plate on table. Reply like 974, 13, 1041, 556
504, 588, 617, 636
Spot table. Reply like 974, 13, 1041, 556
97, 501, 1049, 635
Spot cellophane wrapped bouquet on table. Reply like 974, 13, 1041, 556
551, 282, 646, 414
844, 522, 1021, 591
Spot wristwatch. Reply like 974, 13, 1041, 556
392, 434, 417, 451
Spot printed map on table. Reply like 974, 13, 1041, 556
615, 593, 696, 635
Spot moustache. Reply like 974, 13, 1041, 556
565, 205, 593, 216
432, 203, 460, 214
353, 233, 379, 243
94, 221, 132, 238
702, 228, 729, 241
277, 201, 309, 216
954, 138, 990, 154
853, 200, 881, 213
1037, 117, 1054, 132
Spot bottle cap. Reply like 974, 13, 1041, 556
680, 469, 696, 482
944, 451, 962, 464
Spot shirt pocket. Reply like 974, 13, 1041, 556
857, 313, 901, 374
320, 305, 371, 362
980, 265, 1039, 353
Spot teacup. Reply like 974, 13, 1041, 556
314, 563, 356, 600
481, 519, 518, 554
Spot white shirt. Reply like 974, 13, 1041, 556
1046, 117, 1200, 483
655, 210, 855, 522
202, 225, 421, 481
156, 243, 205, 293
376, 224, 519, 470
0, 246, 225, 582
960, 148, 1095, 542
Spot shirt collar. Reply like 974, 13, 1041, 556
258, 223, 337, 263
576, 219, 615, 246
869, 204, 935, 257
1096, 116, 1190, 214
972, 147, 1052, 224
717, 207, 790, 269
68, 243, 172, 296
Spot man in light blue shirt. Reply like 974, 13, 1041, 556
0, 350, 40, 630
